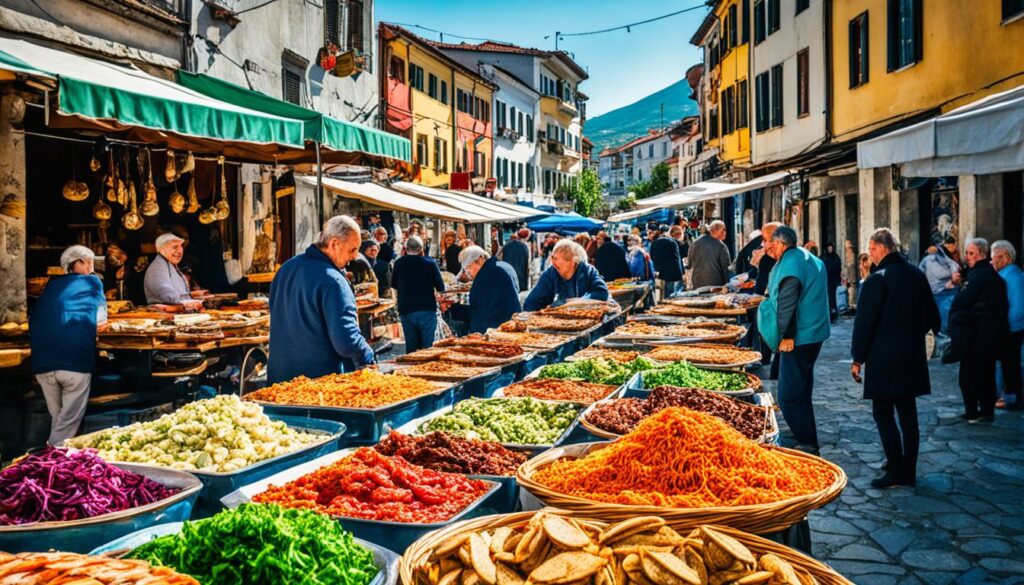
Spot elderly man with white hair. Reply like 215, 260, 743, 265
268, 215, 375, 383
448, 246, 521, 334
993, 240, 1024, 410
687, 220, 732, 289
143, 232, 195, 305
523, 239, 609, 311
29, 245, 107, 444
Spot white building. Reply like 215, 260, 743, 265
749, 0, 826, 166
630, 129, 673, 184
479, 64, 541, 202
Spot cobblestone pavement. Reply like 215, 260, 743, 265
758, 318, 1024, 585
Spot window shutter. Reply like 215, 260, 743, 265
770, 64, 783, 127
283, 70, 302, 105
346, 1, 364, 52
738, 79, 748, 129
741, 0, 750, 43
324, 0, 341, 46
754, 0, 765, 43
769, 0, 780, 33
797, 49, 809, 116
729, 5, 738, 48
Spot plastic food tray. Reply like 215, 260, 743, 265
220, 449, 502, 552
0, 463, 202, 554
578, 387, 779, 445
90, 521, 401, 585
249, 381, 453, 445
393, 398, 582, 457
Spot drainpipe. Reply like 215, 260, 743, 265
823, 0, 834, 144
451, 67, 457, 183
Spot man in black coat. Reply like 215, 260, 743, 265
594, 235, 631, 281
851, 229, 941, 488
650, 226, 683, 298
948, 238, 1010, 423
500, 229, 532, 292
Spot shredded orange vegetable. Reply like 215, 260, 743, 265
245, 369, 437, 409
533, 407, 836, 508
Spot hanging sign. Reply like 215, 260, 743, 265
334, 50, 358, 77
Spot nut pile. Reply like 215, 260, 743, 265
415, 512, 826, 585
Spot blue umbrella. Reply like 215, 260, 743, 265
527, 211, 604, 234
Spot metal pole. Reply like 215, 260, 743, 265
315, 141, 325, 228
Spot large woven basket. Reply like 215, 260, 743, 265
399, 509, 854, 585
516, 442, 846, 535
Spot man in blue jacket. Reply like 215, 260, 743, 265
993, 240, 1024, 410
524, 239, 609, 311
757, 226, 831, 452
449, 246, 522, 334
391, 235, 446, 352
268, 216, 374, 383
30, 245, 107, 445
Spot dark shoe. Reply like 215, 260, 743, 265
871, 472, 907, 489
968, 416, 994, 424
960, 414, 979, 422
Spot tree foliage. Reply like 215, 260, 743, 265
633, 162, 672, 199
569, 168, 604, 218
616, 195, 637, 211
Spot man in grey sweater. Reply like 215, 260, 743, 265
687, 220, 732, 288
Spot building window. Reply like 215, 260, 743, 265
721, 86, 735, 135
754, 71, 770, 132
508, 106, 517, 131
440, 80, 448, 104
887, 0, 922, 71
770, 63, 783, 127
324, 0, 342, 47
346, 1, 365, 56
796, 0, 809, 15
737, 79, 748, 129
527, 164, 535, 190
416, 135, 428, 167
753, 0, 766, 43
282, 53, 307, 106
409, 64, 424, 92
428, 73, 438, 99
648, 143, 654, 157
797, 49, 809, 117
728, 4, 738, 49
768, 0, 781, 34
517, 111, 525, 135
388, 55, 405, 82
849, 12, 869, 88
433, 137, 447, 172
526, 115, 534, 141
496, 101, 506, 129
741, 0, 750, 43
708, 107, 719, 139
1005, 0, 1024, 21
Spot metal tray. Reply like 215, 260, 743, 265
578, 388, 779, 444
248, 381, 453, 445
0, 463, 202, 554
394, 398, 582, 457
490, 379, 624, 406
90, 521, 400, 585
221, 449, 502, 552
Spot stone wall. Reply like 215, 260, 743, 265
0, 94, 27, 324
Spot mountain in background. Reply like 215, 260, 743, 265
585, 78, 699, 154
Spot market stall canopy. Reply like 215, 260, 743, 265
527, 211, 604, 234
606, 207, 671, 223
636, 171, 794, 209
0, 38, 309, 161
858, 84, 1024, 178
300, 176, 483, 222
177, 71, 411, 164
390, 182, 547, 223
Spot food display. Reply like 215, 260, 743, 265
537, 357, 660, 386
539, 306, 609, 321
662, 293, 764, 309
397, 347, 454, 363
416, 397, 579, 445
127, 504, 378, 585
400, 360, 500, 381
252, 448, 491, 523
411, 512, 837, 585
641, 361, 754, 392
485, 329, 570, 350
584, 386, 771, 440
614, 321, 745, 340
0, 446, 178, 525
531, 407, 837, 508
645, 344, 762, 366
434, 334, 525, 358
501, 378, 618, 405
245, 368, 441, 408
568, 347, 642, 363
522, 315, 600, 332
0, 552, 198, 584
65, 395, 324, 472
374, 430, 528, 476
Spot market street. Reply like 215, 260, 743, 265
760, 318, 1024, 585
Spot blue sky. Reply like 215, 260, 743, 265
376, 0, 708, 118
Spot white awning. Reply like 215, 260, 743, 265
607, 207, 659, 222
391, 182, 546, 223
858, 84, 1024, 177
636, 171, 794, 209
301, 176, 483, 222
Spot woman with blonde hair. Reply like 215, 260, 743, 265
441, 229, 461, 276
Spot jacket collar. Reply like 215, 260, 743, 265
969, 261, 996, 276
305, 244, 338, 269
877, 252, 902, 269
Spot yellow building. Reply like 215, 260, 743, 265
692, 0, 750, 172
832, 1, 1024, 142
380, 24, 496, 188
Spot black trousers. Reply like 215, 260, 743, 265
778, 342, 823, 448
959, 355, 997, 418
999, 331, 1024, 402
871, 397, 919, 480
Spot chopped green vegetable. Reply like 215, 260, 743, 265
642, 361, 750, 391
418, 397, 579, 444
537, 357, 660, 385
129, 503, 378, 585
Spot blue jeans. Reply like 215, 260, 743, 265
401, 310, 437, 353
933, 289, 955, 336
778, 342, 823, 448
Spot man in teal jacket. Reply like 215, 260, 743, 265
757, 226, 831, 451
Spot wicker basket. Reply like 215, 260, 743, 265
515, 442, 847, 535
399, 510, 854, 585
